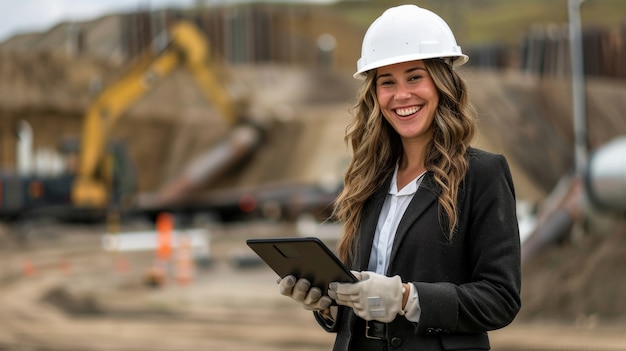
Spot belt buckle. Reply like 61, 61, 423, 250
365, 321, 383, 340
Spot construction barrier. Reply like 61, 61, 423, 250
102, 212, 211, 286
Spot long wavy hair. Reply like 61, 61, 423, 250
334, 59, 476, 264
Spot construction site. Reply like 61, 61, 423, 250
1, 1, 626, 350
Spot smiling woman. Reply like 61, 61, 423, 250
275, 4, 521, 351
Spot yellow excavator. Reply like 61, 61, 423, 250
0, 21, 257, 221
71, 20, 253, 214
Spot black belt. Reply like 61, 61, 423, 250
365, 320, 387, 340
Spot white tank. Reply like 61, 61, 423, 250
585, 135, 626, 212
34, 147, 66, 177
16, 120, 33, 176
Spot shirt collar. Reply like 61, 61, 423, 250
389, 162, 426, 196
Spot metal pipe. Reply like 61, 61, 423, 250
139, 124, 263, 208
568, 0, 588, 177
521, 176, 585, 264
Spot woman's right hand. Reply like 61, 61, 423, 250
278, 275, 332, 311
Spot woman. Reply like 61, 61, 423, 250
279, 4, 521, 350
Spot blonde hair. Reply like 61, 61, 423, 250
334, 59, 476, 263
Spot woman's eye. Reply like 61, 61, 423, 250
408, 75, 423, 81
378, 80, 394, 86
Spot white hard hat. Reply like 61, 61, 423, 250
354, 4, 469, 79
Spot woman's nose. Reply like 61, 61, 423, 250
394, 83, 412, 100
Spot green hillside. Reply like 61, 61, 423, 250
332, 0, 626, 45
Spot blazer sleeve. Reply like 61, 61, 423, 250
415, 151, 522, 334
313, 310, 338, 332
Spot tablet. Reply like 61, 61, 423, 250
246, 237, 357, 296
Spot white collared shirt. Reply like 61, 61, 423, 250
368, 164, 426, 274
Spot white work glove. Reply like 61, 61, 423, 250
278, 275, 332, 311
328, 271, 404, 323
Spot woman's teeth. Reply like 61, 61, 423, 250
396, 106, 420, 116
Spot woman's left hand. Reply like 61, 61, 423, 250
329, 271, 404, 323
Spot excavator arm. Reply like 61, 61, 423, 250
72, 21, 245, 208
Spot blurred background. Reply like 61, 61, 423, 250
1, 0, 626, 350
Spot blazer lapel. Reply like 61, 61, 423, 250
357, 176, 392, 270
388, 172, 439, 271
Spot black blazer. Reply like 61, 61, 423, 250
317, 148, 521, 351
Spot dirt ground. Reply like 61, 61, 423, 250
0, 220, 334, 351
519, 216, 626, 325
1, 218, 626, 351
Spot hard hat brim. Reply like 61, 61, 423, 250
353, 53, 469, 79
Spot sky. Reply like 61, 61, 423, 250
0, 0, 336, 43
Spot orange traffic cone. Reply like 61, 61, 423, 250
175, 234, 194, 286
156, 212, 173, 261
22, 259, 36, 277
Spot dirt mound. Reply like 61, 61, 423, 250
0, 51, 118, 112
519, 219, 626, 325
